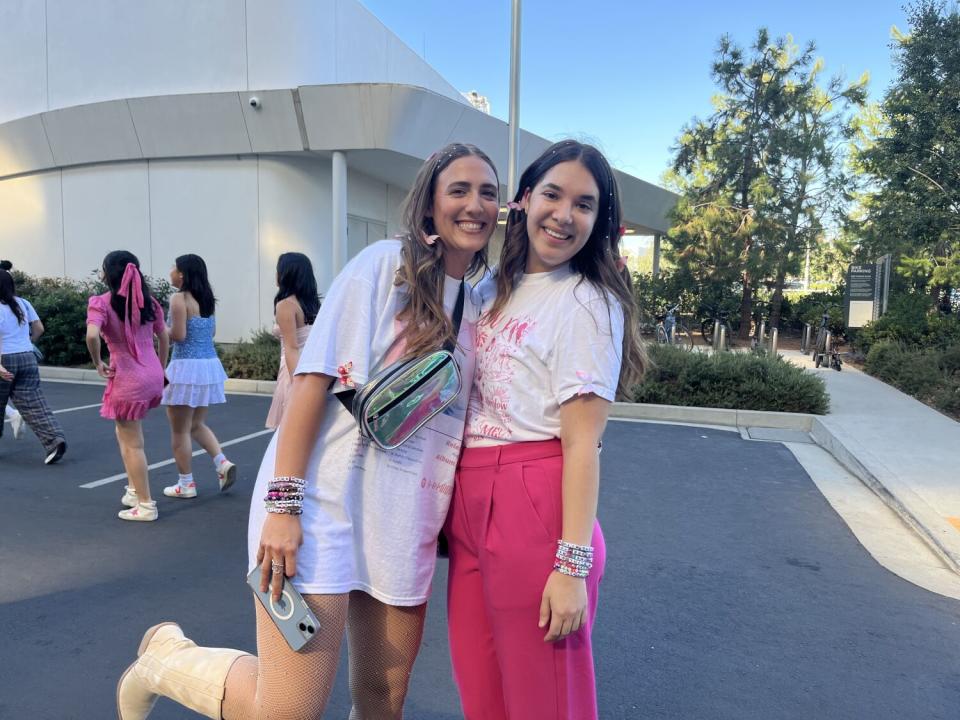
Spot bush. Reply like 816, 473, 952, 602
785, 287, 846, 334
218, 329, 280, 380
865, 340, 960, 420
632, 344, 829, 414
854, 292, 960, 355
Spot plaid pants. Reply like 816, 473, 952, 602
0, 351, 65, 452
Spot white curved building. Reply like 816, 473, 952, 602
0, 0, 676, 341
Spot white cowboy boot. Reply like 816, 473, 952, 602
116, 622, 250, 719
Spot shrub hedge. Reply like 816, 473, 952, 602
633, 344, 829, 414
864, 341, 960, 419
218, 329, 281, 380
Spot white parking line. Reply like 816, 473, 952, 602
80, 428, 275, 489
4, 402, 103, 423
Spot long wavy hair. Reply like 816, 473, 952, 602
102, 250, 156, 324
0, 269, 24, 325
492, 140, 647, 396
394, 142, 498, 358
274, 252, 320, 325
175, 254, 216, 318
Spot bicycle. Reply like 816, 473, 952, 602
810, 312, 843, 371
700, 309, 736, 349
655, 303, 693, 350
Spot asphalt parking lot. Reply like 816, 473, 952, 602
1, 381, 959, 719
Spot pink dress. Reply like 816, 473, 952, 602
87, 292, 166, 420
265, 322, 311, 429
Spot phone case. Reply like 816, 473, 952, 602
246, 566, 321, 652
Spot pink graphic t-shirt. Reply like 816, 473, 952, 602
465, 266, 624, 448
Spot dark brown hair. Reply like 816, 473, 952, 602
492, 140, 647, 396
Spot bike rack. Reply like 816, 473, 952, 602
718, 325, 727, 352
800, 323, 811, 353
712, 322, 721, 350
771, 327, 779, 355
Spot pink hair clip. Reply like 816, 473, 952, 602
421, 232, 439, 246
506, 201, 522, 211
618, 225, 626, 238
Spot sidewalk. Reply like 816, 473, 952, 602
781, 349, 960, 574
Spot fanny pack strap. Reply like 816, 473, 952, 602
336, 279, 465, 414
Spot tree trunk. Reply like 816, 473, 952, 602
739, 273, 753, 340
769, 267, 787, 329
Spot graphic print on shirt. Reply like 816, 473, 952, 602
467, 311, 538, 442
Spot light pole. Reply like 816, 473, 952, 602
507, 0, 522, 199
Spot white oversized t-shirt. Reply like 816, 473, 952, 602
248, 240, 479, 605
0, 297, 39, 355
465, 266, 624, 447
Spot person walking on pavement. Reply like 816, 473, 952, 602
0, 268, 66, 463
115, 142, 499, 719
265, 252, 319, 430
86, 251, 169, 522
446, 140, 648, 720
159, 253, 236, 500
1, 261, 25, 441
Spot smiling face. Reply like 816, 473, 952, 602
521, 160, 600, 274
428, 155, 499, 278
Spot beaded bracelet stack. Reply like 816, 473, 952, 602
264, 476, 305, 515
553, 539, 594, 578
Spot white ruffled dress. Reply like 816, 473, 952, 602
162, 315, 227, 407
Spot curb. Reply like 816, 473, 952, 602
40, 366, 278, 395
39, 367, 957, 576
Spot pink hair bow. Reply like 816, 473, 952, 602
117, 262, 145, 362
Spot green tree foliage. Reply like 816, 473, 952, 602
853, 0, 960, 309
668, 29, 862, 336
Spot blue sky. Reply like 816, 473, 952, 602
361, 1, 910, 185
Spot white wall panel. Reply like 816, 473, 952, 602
245, 0, 336, 90
346, 168, 387, 225
0, 3, 47, 124
0, 171, 64, 278
386, 184, 407, 239
61, 163, 151, 281
148, 158, 259, 342
257, 155, 332, 331
46, 0, 247, 111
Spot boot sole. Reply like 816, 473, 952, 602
116, 622, 179, 720
219, 464, 237, 493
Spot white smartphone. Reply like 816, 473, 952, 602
246, 566, 321, 652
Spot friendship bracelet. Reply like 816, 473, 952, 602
264, 475, 306, 515
554, 539, 595, 578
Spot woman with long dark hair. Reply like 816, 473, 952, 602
117, 143, 499, 719
0, 267, 66, 462
86, 250, 169, 521
265, 252, 320, 429
156, 253, 236, 501
0, 259, 25, 440
446, 140, 647, 719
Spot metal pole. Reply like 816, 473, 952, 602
771, 328, 779, 356
652, 234, 661, 278
800, 324, 809, 353
507, 0, 522, 199
758, 320, 766, 348
719, 325, 727, 352
331, 150, 348, 274
712, 322, 720, 350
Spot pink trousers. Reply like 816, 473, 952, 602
445, 439, 605, 720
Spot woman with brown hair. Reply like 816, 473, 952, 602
117, 143, 500, 719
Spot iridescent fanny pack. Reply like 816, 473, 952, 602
336, 281, 464, 450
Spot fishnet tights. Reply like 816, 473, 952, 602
221, 591, 425, 720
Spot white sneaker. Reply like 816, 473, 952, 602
10, 412, 23, 440
163, 482, 197, 499
121, 486, 138, 508
118, 502, 158, 522
217, 460, 237, 492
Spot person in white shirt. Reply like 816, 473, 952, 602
446, 140, 648, 720
116, 143, 500, 720
0, 268, 66, 463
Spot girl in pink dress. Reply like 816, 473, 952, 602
265, 252, 320, 429
86, 251, 169, 522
